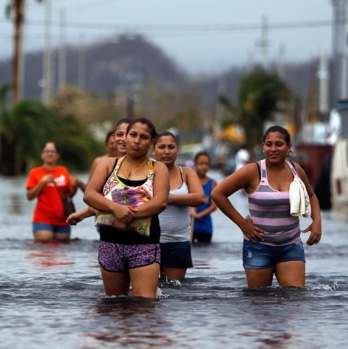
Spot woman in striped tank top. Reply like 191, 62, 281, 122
212, 126, 322, 288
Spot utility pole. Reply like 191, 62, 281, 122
277, 43, 286, 79
256, 15, 270, 68
331, 0, 348, 104
78, 35, 86, 90
247, 49, 254, 72
213, 75, 225, 142
12, 0, 25, 105
317, 50, 329, 117
42, 0, 52, 104
19, 0, 27, 100
58, 8, 66, 90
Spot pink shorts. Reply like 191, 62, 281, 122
98, 241, 161, 272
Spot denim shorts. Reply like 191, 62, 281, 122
33, 223, 71, 234
160, 241, 193, 269
243, 239, 305, 269
98, 241, 161, 272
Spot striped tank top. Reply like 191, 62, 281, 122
247, 159, 301, 246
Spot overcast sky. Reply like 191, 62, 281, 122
1, 0, 333, 74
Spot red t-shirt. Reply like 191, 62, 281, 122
26, 166, 73, 226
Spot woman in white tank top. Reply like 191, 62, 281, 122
153, 131, 206, 280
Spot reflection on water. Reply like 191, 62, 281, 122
86, 297, 174, 348
28, 243, 73, 267
9, 194, 23, 215
1, 174, 348, 348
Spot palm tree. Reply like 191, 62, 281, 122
5, 0, 43, 105
1, 100, 57, 175
237, 65, 291, 146
0, 99, 103, 175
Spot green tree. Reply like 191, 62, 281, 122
1, 99, 57, 175
0, 99, 103, 176
218, 94, 240, 128
50, 113, 104, 172
237, 66, 291, 146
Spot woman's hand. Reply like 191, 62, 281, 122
41, 174, 54, 184
240, 218, 265, 242
113, 204, 137, 224
67, 211, 85, 225
190, 207, 199, 219
66, 208, 94, 225
111, 206, 139, 230
112, 217, 128, 230
301, 221, 322, 245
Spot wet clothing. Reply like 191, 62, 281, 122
98, 241, 161, 272
96, 156, 161, 244
192, 232, 212, 243
26, 166, 73, 226
99, 223, 160, 245
247, 159, 301, 246
243, 239, 305, 269
193, 177, 214, 241
160, 241, 193, 269
159, 167, 191, 243
32, 222, 71, 234
159, 166, 193, 270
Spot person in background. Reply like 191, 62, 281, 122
234, 144, 250, 171
112, 117, 132, 159
67, 118, 131, 221
26, 142, 79, 242
211, 125, 322, 288
153, 131, 205, 280
93, 118, 132, 173
75, 118, 132, 192
89, 130, 118, 179
71, 118, 169, 298
191, 151, 217, 243
73, 130, 116, 192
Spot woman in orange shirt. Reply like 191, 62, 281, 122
26, 142, 77, 242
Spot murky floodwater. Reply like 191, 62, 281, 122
1, 172, 348, 349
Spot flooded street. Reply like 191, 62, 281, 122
1, 172, 348, 348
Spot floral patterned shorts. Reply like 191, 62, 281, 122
98, 241, 161, 272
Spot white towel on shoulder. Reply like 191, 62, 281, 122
289, 177, 311, 217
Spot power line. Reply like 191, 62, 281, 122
1, 17, 333, 58
1, 19, 333, 44
72, 0, 127, 11
23, 19, 334, 34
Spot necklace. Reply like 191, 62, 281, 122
122, 158, 148, 179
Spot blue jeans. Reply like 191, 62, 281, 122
243, 239, 305, 269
